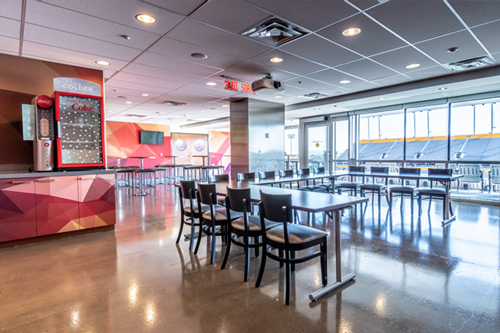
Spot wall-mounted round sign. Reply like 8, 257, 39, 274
175, 138, 187, 151
193, 139, 206, 152
315, 142, 320, 148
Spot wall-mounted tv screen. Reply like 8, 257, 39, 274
140, 131, 164, 145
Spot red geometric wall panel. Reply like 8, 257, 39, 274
209, 131, 231, 174
0, 179, 36, 242
35, 176, 80, 236
79, 174, 116, 229
106, 121, 171, 169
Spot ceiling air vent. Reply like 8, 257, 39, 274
158, 100, 187, 106
301, 92, 328, 99
241, 18, 308, 47
125, 114, 148, 118
443, 56, 495, 72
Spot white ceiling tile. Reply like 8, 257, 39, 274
0, 17, 20, 38
122, 63, 204, 85
245, 0, 358, 31
414, 31, 487, 64
135, 52, 223, 77
472, 20, 500, 55
40, 0, 186, 35
24, 24, 142, 61
106, 79, 173, 94
110, 72, 187, 90
166, 18, 271, 58
280, 34, 362, 67
334, 59, 399, 81
306, 69, 366, 86
26, 0, 161, 49
248, 49, 327, 76
0, 0, 23, 20
142, 0, 206, 16
225, 61, 297, 82
404, 65, 452, 81
448, 0, 500, 27
0, 36, 19, 54
21, 41, 129, 70
370, 46, 440, 73
318, 14, 407, 57
366, 0, 464, 43
148, 37, 243, 69
190, 0, 271, 34
284, 77, 336, 92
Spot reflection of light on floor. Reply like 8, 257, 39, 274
375, 294, 386, 316
159, 239, 164, 247
339, 321, 353, 333
145, 302, 156, 325
129, 283, 139, 306
70, 308, 79, 327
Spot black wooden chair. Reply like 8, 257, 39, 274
297, 168, 323, 192
221, 187, 280, 282
417, 168, 454, 219
237, 172, 255, 181
208, 174, 229, 205
279, 170, 294, 188
314, 167, 339, 193
338, 166, 365, 196
388, 167, 420, 215
259, 171, 276, 182
359, 166, 389, 210
255, 191, 328, 305
194, 183, 243, 264
177, 180, 207, 252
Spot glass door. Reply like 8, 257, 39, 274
304, 122, 332, 172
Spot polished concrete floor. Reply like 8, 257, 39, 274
1, 185, 499, 332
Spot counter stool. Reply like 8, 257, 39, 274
173, 164, 191, 182
154, 166, 168, 184
202, 165, 224, 181
134, 168, 156, 195
183, 165, 203, 181
115, 168, 134, 191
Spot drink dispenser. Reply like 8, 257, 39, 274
33, 95, 55, 171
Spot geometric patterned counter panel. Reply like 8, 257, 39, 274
79, 174, 115, 229
35, 176, 80, 236
0, 179, 37, 242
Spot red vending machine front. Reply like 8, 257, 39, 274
54, 92, 106, 169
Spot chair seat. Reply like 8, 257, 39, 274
232, 215, 281, 232
418, 188, 446, 196
266, 224, 328, 245
202, 206, 244, 222
389, 186, 417, 194
184, 204, 209, 215
360, 184, 387, 191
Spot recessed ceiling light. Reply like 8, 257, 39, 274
438, 87, 447, 91
200, 110, 206, 113
125, 101, 133, 104
117, 96, 127, 98
378, 97, 386, 100
342, 28, 361, 36
140, 93, 149, 97
340, 80, 351, 84
313, 108, 320, 110
206, 82, 217, 86
191, 53, 208, 59
406, 63, 420, 69
275, 96, 282, 98
222, 104, 228, 107
95, 60, 110, 66
270, 57, 283, 63
135, 14, 156, 24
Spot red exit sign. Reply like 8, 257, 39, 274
224, 79, 256, 95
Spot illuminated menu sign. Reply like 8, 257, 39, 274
224, 79, 256, 95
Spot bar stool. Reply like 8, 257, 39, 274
279, 170, 294, 188
173, 164, 191, 182
134, 168, 156, 195
115, 168, 134, 191
202, 165, 224, 181
183, 165, 203, 181
154, 165, 168, 184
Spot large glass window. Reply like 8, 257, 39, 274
493, 102, 500, 134
359, 109, 404, 161
284, 127, 299, 155
405, 105, 448, 161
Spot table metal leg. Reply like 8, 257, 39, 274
309, 209, 356, 301
441, 180, 456, 225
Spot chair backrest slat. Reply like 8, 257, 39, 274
237, 172, 255, 181
279, 170, 294, 177
428, 168, 453, 176
348, 166, 365, 173
197, 183, 217, 205
209, 174, 229, 183
315, 167, 325, 174
371, 166, 389, 174
259, 171, 276, 180
180, 180, 196, 199
259, 191, 293, 223
297, 168, 310, 176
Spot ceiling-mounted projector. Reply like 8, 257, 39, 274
252, 75, 284, 92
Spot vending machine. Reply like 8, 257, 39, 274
33, 95, 55, 171
54, 92, 106, 170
